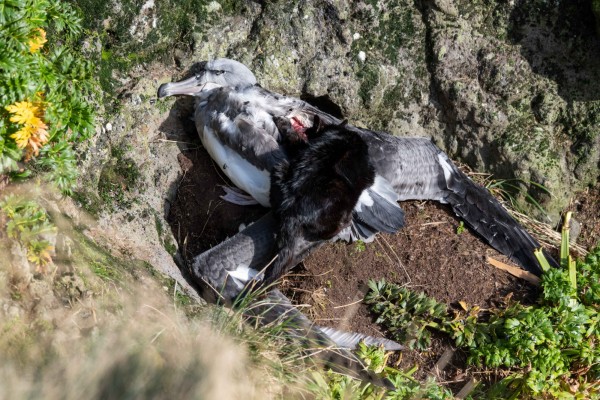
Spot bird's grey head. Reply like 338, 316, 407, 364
157, 58, 257, 98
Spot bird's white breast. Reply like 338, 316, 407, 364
200, 125, 272, 207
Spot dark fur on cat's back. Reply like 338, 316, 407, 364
262, 117, 375, 285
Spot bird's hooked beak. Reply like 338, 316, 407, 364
157, 74, 220, 98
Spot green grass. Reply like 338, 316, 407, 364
90, 260, 122, 281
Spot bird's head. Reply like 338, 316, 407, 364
157, 58, 257, 98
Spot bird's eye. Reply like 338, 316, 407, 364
214, 70, 225, 75
195, 74, 202, 80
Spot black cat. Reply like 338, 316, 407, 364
262, 116, 375, 285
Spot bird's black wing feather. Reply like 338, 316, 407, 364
355, 127, 557, 275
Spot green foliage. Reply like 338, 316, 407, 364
307, 344, 454, 400
456, 221, 465, 235
0, 194, 56, 269
0, 0, 97, 194
356, 342, 389, 374
366, 233, 600, 398
354, 239, 366, 253
365, 279, 447, 349
306, 370, 376, 400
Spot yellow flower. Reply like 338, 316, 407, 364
10, 126, 35, 148
5, 101, 38, 125
5, 99, 50, 158
28, 28, 47, 53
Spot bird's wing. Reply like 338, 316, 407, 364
355, 127, 557, 275
351, 176, 405, 241
187, 213, 396, 389
197, 87, 285, 171
245, 85, 342, 126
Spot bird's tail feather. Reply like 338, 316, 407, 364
245, 289, 396, 390
438, 152, 559, 275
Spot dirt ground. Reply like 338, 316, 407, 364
166, 121, 599, 392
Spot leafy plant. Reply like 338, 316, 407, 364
356, 342, 390, 374
0, 0, 97, 194
366, 214, 600, 398
354, 239, 366, 253
0, 194, 56, 271
307, 343, 455, 400
365, 279, 448, 349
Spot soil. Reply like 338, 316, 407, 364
567, 183, 600, 251
166, 123, 599, 393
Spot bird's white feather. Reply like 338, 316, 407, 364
227, 264, 260, 289
200, 125, 271, 207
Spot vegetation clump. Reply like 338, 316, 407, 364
307, 342, 455, 400
0, 0, 97, 195
365, 221, 600, 398
0, 194, 55, 270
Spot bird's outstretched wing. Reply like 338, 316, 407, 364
354, 128, 557, 275
186, 212, 399, 389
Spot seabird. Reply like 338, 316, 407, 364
266, 116, 377, 285
158, 58, 558, 285
157, 59, 559, 389
158, 59, 406, 286
187, 212, 399, 389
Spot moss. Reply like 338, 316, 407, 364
66, 226, 171, 299
72, 189, 103, 218
163, 236, 177, 256
352, 1, 425, 64
219, 0, 247, 15
98, 144, 141, 211
503, 100, 560, 170
68, 227, 129, 282
356, 63, 379, 106
347, 0, 428, 130
90, 260, 123, 281
594, 0, 600, 35
350, 0, 419, 64
456, 1, 512, 39
154, 213, 177, 256
71, 0, 237, 105
559, 101, 600, 183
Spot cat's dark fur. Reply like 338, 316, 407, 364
262, 116, 375, 285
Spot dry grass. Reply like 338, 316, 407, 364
0, 187, 317, 400
0, 257, 275, 399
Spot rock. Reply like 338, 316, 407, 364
70, 0, 600, 290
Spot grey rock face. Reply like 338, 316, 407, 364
180, 0, 598, 221
75, 0, 600, 286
